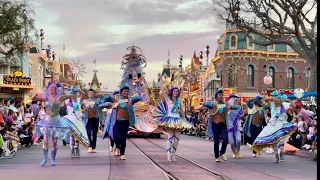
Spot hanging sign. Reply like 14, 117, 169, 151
3, 75, 31, 86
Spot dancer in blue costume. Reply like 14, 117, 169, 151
82, 88, 106, 153
227, 94, 243, 159
101, 85, 141, 160
154, 77, 192, 162
101, 90, 119, 153
202, 88, 241, 162
243, 95, 266, 157
251, 90, 296, 163
63, 85, 89, 158
33, 82, 75, 166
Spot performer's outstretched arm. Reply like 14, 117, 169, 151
202, 102, 215, 110
158, 76, 170, 102
32, 92, 45, 102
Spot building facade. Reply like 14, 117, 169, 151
208, 28, 309, 101
29, 47, 48, 95
0, 52, 34, 102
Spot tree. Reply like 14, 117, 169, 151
214, 0, 317, 91
0, 0, 38, 56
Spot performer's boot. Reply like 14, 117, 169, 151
109, 146, 114, 152
51, 148, 57, 166
71, 148, 75, 158
40, 149, 48, 166
120, 155, 126, 160
237, 151, 243, 158
279, 151, 284, 162
274, 154, 279, 163
167, 151, 172, 161
76, 147, 80, 158
171, 136, 179, 162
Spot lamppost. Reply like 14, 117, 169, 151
52, 51, 56, 60
40, 29, 45, 49
179, 55, 183, 72
199, 51, 203, 63
205, 45, 210, 66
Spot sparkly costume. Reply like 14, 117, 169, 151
243, 95, 266, 156
251, 90, 297, 163
154, 81, 192, 162
63, 86, 89, 158
35, 82, 70, 166
227, 94, 243, 158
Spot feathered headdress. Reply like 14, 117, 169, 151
271, 90, 287, 102
45, 82, 63, 99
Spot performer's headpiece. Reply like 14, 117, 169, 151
253, 95, 263, 104
271, 90, 287, 102
45, 82, 63, 99
228, 94, 239, 106
214, 88, 223, 98
65, 85, 79, 95
120, 85, 130, 93
168, 87, 180, 97
113, 90, 120, 95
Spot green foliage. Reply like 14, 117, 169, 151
0, 0, 38, 55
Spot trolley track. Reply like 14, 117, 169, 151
129, 138, 232, 180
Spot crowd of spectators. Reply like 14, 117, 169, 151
0, 98, 41, 159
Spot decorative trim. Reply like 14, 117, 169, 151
244, 61, 258, 71
302, 65, 310, 73
267, 87, 276, 90
264, 63, 279, 72
246, 86, 256, 89
283, 64, 298, 73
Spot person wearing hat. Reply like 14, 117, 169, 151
203, 88, 241, 162
82, 88, 106, 153
100, 85, 141, 160
243, 95, 266, 157
63, 85, 89, 158
251, 90, 297, 163
227, 94, 243, 158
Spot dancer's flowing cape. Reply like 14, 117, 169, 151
100, 95, 141, 139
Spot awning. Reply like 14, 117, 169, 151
0, 84, 35, 89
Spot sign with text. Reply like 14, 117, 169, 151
3, 75, 31, 86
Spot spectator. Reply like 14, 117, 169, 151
297, 114, 308, 147
0, 98, 8, 116
24, 109, 34, 123
31, 101, 39, 122
19, 124, 31, 147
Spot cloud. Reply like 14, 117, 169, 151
31, 0, 222, 90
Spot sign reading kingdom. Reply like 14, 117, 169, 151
3, 75, 31, 86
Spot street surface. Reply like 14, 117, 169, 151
0, 134, 316, 180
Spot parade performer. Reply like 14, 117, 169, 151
251, 90, 297, 163
154, 76, 192, 162
63, 85, 89, 158
227, 94, 243, 158
82, 88, 105, 153
102, 85, 141, 160
243, 95, 266, 157
202, 88, 241, 162
33, 82, 74, 166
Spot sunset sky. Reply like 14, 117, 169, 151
32, 0, 224, 90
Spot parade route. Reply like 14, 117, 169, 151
0, 134, 316, 180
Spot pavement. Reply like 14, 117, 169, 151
0, 134, 317, 180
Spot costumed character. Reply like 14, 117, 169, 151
154, 76, 192, 162
82, 88, 106, 153
202, 88, 241, 162
251, 90, 297, 163
63, 85, 89, 158
100, 90, 119, 152
227, 94, 243, 158
243, 95, 266, 157
101, 85, 141, 160
33, 82, 75, 166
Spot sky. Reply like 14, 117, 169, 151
31, 0, 225, 90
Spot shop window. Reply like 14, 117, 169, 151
230, 35, 238, 49
267, 67, 275, 88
